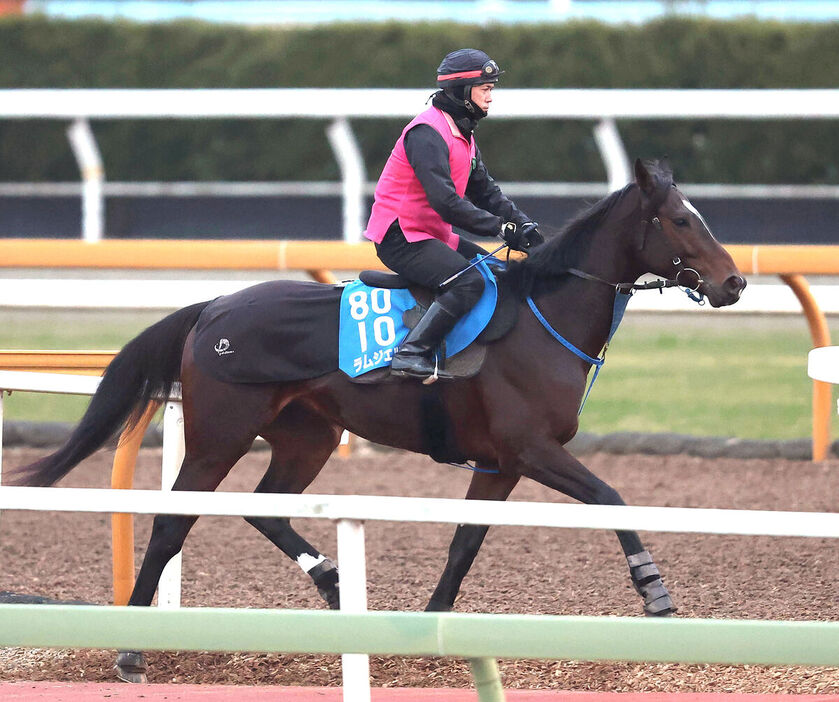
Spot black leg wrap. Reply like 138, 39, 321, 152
114, 650, 148, 684
309, 558, 340, 610
627, 550, 661, 585
627, 551, 676, 616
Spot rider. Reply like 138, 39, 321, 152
364, 48, 543, 380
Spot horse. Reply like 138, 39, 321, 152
12, 159, 746, 682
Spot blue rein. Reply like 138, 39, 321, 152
527, 290, 632, 415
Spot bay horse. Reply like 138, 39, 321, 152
13, 159, 745, 682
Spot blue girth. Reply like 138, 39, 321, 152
526, 290, 632, 415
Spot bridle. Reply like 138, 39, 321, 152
566, 209, 706, 305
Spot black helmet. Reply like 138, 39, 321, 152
436, 49, 503, 89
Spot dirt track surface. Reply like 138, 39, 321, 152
2, 446, 838, 693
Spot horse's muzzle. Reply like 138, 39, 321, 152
707, 274, 747, 307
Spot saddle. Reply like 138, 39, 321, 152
348, 268, 519, 385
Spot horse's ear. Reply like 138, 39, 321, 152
634, 158, 656, 197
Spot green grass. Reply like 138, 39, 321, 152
1, 309, 836, 441
582, 314, 838, 440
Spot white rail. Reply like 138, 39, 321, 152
5, 88, 839, 119
3, 486, 839, 537
2, 278, 837, 314
4, 88, 838, 240
2, 483, 838, 701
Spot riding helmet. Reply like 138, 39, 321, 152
436, 48, 503, 89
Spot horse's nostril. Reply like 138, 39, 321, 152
724, 274, 746, 297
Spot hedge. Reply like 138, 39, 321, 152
1, 16, 838, 184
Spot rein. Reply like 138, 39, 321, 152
565, 215, 707, 305
566, 263, 706, 304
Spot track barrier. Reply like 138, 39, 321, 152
2, 367, 838, 698
2, 605, 839, 667
1, 485, 838, 702
809, 347, 839, 433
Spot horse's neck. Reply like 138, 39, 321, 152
531, 226, 640, 360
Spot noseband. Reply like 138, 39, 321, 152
566, 214, 706, 305
650, 216, 706, 303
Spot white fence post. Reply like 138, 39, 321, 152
593, 117, 631, 191
66, 118, 104, 242
158, 400, 185, 609
326, 117, 365, 243
337, 518, 370, 702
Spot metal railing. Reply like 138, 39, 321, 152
3, 88, 839, 240
1, 482, 838, 701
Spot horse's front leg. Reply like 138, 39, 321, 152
426, 469, 519, 612
511, 439, 675, 616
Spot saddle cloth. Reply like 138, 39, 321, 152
193, 260, 503, 385
338, 259, 497, 377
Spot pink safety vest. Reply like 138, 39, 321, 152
364, 106, 476, 250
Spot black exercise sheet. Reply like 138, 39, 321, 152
192, 280, 342, 383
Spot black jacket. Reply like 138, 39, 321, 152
403, 123, 529, 239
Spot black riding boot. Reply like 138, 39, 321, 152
391, 301, 459, 380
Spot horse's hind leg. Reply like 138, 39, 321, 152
244, 402, 343, 609
116, 371, 280, 682
426, 469, 519, 612
511, 441, 675, 617
115, 440, 255, 683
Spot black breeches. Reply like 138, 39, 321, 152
375, 225, 487, 318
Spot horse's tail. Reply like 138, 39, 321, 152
12, 301, 211, 487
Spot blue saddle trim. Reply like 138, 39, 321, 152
339, 258, 498, 378
526, 290, 632, 414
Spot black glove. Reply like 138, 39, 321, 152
501, 221, 543, 252
500, 221, 526, 251
519, 221, 544, 249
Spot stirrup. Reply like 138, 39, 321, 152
422, 357, 440, 385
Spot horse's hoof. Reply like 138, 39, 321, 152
318, 586, 341, 610
639, 579, 677, 617
115, 650, 148, 684
310, 559, 340, 610
425, 599, 453, 612
645, 601, 677, 616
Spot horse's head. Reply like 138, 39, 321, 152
633, 159, 746, 308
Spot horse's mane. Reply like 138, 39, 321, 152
499, 160, 672, 298
498, 184, 636, 298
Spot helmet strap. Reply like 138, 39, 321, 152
444, 86, 487, 120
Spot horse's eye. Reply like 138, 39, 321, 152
672, 217, 689, 227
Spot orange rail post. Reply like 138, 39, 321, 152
727, 247, 835, 461
307, 269, 338, 284
780, 274, 833, 461
111, 402, 159, 605
306, 268, 355, 456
